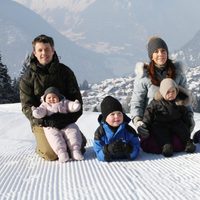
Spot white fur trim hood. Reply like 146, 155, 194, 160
134, 61, 186, 79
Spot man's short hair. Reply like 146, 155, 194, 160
32, 34, 54, 50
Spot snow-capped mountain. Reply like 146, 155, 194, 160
14, 0, 200, 51
81, 65, 200, 113
172, 30, 200, 68
0, 0, 114, 83
2, 0, 200, 83
13, 0, 200, 79
186, 66, 200, 101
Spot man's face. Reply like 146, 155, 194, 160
33, 42, 54, 65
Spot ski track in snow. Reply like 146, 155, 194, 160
1, 104, 200, 200
1, 141, 200, 200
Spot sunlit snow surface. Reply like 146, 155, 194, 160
0, 103, 200, 200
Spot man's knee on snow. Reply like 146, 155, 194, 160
36, 148, 58, 161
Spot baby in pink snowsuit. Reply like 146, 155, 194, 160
32, 87, 84, 162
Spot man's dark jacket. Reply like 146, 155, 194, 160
19, 52, 83, 127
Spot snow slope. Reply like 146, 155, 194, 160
0, 103, 200, 200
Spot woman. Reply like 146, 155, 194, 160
130, 36, 195, 154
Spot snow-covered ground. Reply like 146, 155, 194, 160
0, 103, 200, 200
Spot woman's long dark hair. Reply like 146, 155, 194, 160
145, 59, 176, 86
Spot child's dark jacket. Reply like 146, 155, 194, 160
142, 86, 192, 128
93, 114, 140, 161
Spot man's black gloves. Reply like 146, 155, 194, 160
42, 113, 70, 129
32, 113, 72, 129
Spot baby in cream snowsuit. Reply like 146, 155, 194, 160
32, 87, 84, 162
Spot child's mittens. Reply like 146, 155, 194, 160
103, 140, 133, 161
104, 142, 118, 155
104, 140, 125, 155
32, 106, 44, 119
122, 143, 133, 154
32, 106, 39, 118
31, 106, 37, 111
137, 124, 150, 139
72, 100, 81, 112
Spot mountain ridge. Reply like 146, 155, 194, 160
0, 0, 113, 83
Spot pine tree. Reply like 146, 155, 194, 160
19, 54, 30, 78
80, 80, 90, 90
0, 54, 13, 103
12, 77, 20, 102
12, 54, 31, 103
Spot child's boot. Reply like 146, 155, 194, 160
71, 150, 84, 161
185, 140, 196, 153
193, 130, 200, 144
162, 144, 173, 157
58, 151, 69, 163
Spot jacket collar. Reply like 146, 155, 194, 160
29, 52, 59, 73
134, 61, 185, 78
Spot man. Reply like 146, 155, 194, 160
20, 34, 86, 160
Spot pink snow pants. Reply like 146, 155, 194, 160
43, 123, 82, 155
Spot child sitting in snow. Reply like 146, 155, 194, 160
32, 87, 84, 162
137, 78, 196, 157
93, 96, 140, 162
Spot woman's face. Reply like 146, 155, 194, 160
152, 48, 168, 66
